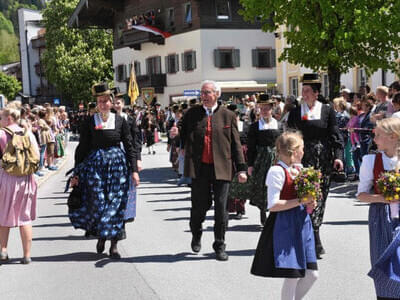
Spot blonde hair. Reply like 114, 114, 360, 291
2, 107, 21, 122
333, 97, 347, 112
275, 131, 303, 158
6, 100, 21, 110
376, 118, 400, 171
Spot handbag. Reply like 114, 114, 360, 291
67, 186, 82, 210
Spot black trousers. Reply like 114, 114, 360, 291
190, 163, 230, 251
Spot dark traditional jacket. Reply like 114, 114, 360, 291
180, 104, 246, 181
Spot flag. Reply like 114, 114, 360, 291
131, 24, 172, 38
128, 63, 140, 105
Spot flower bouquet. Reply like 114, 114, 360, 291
294, 167, 322, 214
376, 171, 400, 219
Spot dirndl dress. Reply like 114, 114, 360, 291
251, 166, 317, 278
367, 152, 400, 298
69, 146, 129, 240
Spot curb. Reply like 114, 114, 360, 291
36, 155, 69, 188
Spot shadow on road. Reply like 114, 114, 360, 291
33, 235, 97, 241
140, 191, 190, 196
94, 249, 256, 268
323, 220, 368, 225
33, 222, 71, 228
38, 196, 68, 200
39, 214, 69, 219
32, 252, 108, 262
147, 198, 190, 203
140, 167, 178, 184
164, 216, 213, 222
154, 207, 191, 212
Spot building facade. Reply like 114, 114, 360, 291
18, 8, 58, 104
69, 0, 277, 106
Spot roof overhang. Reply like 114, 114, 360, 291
216, 81, 277, 92
68, 0, 123, 29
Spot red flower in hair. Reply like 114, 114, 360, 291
95, 124, 103, 130
302, 114, 308, 121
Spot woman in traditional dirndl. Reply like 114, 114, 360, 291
251, 131, 318, 300
287, 73, 344, 258
357, 118, 400, 299
246, 94, 280, 225
70, 83, 139, 259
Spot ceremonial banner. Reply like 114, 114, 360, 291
142, 87, 155, 105
128, 63, 140, 105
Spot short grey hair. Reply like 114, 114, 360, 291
201, 80, 221, 96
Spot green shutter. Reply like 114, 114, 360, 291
192, 51, 196, 69
214, 49, 221, 68
270, 49, 276, 68
233, 49, 240, 68
252, 49, 258, 67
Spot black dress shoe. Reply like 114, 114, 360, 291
109, 249, 121, 259
96, 239, 106, 254
215, 250, 229, 261
235, 212, 243, 220
191, 237, 201, 253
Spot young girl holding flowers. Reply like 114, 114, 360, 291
357, 117, 400, 299
251, 131, 318, 300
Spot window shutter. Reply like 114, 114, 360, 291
156, 56, 161, 74
146, 58, 150, 75
175, 54, 179, 72
214, 49, 221, 68
165, 56, 169, 73
233, 49, 240, 68
252, 49, 258, 67
270, 49, 276, 68
115, 67, 119, 81
192, 51, 196, 70
123, 65, 127, 80
181, 53, 186, 71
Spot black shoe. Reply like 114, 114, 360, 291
109, 250, 121, 259
153, 151, 156, 155
96, 239, 106, 254
314, 229, 325, 259
215, 250, 229, 261
191, 236, 201, 253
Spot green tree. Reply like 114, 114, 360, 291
0, 71, 21, 100
239, 0, 400, 99
0, 29, 19, 64
0, 11, 14, 34
42, 0, 113, 106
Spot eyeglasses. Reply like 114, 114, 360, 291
201, 90, 215, 95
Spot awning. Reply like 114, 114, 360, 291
216, 81, 277, 93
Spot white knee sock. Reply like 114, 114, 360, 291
281, 278, 298, 300
295, 270, 319, 299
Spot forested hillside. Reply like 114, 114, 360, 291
0, 0, 45, 64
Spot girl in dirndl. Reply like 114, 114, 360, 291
251, 131, 318, 300
357, 117, 400, 299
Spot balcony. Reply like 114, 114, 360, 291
137, 74, 167, 94
121, 29, 165, 50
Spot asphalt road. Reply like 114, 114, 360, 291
0, 140, 376, 300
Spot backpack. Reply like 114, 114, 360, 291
1, 127, 40, 176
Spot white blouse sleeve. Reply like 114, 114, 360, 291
357, 154, 375, 196
266, 166, 286, 209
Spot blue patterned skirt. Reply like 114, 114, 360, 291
368, 203, 400, 298
69, 147, 129, 240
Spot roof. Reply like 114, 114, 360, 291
68, 0, 123, 29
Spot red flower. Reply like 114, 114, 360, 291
95, 124, 103, 130
302, 114, 308, 121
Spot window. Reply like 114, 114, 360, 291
134, 61, 141, 76
166, 8, 175, 29
322, 73, 329, 98
165, 54, 179, 74
290, 77, 298, 97
216, 0, 231, 21
252, 48, 276, 68
146, 56, 162, 75
116, 64, 127, 82
214, 49, 240, 68
357, 68, 368, 90
182, 51, 196, 71
184, 2, 192, 24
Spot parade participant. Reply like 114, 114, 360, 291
142, 112, 157, 155
287, 73, 344, 258
0, 107, 39, 264
70, 82, 139, 259
359, 97, 375, 157
246, 94, 281, 225
227, 103, 248, 220
357, 117, 400, 299
170, 80, 247, 261
371, 86, 393, 123
251, 131, 318, 300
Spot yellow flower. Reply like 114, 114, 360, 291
388, 196, 394, 201
396, 187, 400, 192
395, 194, 399, 200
